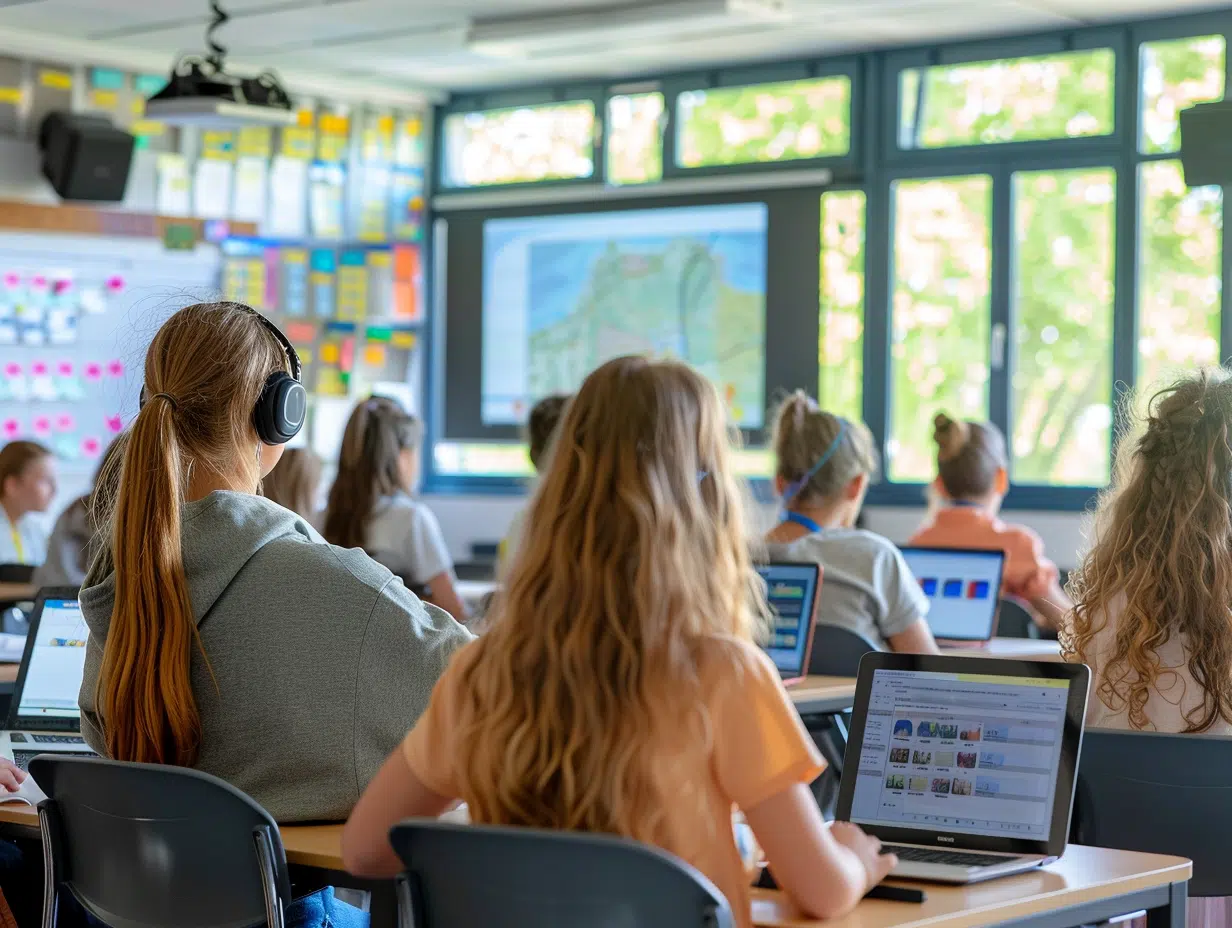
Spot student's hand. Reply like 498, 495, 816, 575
0, 759, 27, 793
830, 821, 897, 888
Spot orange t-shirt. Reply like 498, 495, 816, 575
401, 636, 825, 928
909, 506, 1058, 600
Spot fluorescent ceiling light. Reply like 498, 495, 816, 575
468, 0, 788, 58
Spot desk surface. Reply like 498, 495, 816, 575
940, 639, 1062, 662
788, 676, 857, 715
0, 583, 34, 604
752, 845, 1188, 928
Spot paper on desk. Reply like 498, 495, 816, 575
0, 633, 25, 663
1, 776, 45, 807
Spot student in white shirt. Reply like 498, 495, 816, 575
0, 440, 56, 567
322, 397, 467, 622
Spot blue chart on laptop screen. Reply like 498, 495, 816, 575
850, 670, 1069, 839
18, 600, 87, 720
756, 565, 817, 674
901, 549, 1003, 639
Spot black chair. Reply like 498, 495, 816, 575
808, 622, 880, 677
0, 564, 34, 584
31, 755, 293, 928
996, 599, 1039, 639
389, 821, 734, 928
1072, 729, 1232, 898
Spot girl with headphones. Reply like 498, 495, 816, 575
78, 303, 471, 928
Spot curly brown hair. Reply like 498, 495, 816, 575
1064, 369, 1232, 732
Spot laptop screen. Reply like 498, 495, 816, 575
17, 598, 87, 722
899, 548, 1005, 641
847, 668, 1071, 841
756, 563, 820, 676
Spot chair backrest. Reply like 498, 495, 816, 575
30, 756, 292, 928
995, 599, 1037, 639
0, 564, 34, 584
1072, 729, 1232, 897
389, 821, 734, 928
808, 622, 880, 676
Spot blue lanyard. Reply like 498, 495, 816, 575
783, 511, 824, 535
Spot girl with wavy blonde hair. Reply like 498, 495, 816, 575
343, 356, 895, 926
1066, 369, 1232, 735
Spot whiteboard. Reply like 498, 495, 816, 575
0, 231, 223, 506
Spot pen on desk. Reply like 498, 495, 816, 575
865, 885, 927, 903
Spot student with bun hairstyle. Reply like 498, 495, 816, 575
910, 413, 1071, 631
342, 358, 897, 927
766, 392, 937, 654
323, 397, 466, 622
498, 392, 570, 575
80, 303, 470, 928
261, 447, 323, 520
0, 440, 56, 566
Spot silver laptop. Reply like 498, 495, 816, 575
0, 588, 95, 772
899, 547, 1007, 643
837, 652, 1089, 884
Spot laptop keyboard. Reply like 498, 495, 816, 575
12, 750, 95, 772
31, 735, 85, 745
884, 845, 1013, 867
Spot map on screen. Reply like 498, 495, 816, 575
480, 203, 768, 427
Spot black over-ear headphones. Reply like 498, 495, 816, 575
250, 310, 307, 446
139, 307, 307, 446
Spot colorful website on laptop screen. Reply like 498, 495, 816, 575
849, 669, 1070, 840
18, 599, 87, 721
901, 548, 1004, 640
756, 564, 818, 675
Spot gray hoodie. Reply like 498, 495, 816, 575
79, 491, 473, 823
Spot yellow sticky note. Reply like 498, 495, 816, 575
90, 90, 117, 108
391, 331, 416, 349
40, 70, 72, 90
0, 87, 22, 105
363, 345, 387, 366
321, 343, 340, 364
131, 120, 165, 136
367, 251, 392, 268
377, 115, 394, 133
284, 250, 307, 265
131, 98, 145, 115
319, 114, 349, 135
299, 349, 313, 364
297, 109, 315, 128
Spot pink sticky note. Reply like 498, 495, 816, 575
84, 362, 102, 381
2, 420, 18, 438
32, 416, 50, 436
106, 360, 124, 377
105, 415, 123, 434
56, 414, 74, 432
56, 360, 73, 376
3, 363, 20, 378
2, 274, 17, 289
31, 360, 47, 376
31, 276, 47, 290
105, 276, 124, 293
81, 437, 101, 458
52, 279, 72, 295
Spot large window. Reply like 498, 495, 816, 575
899, 49, 1115, 149
1011, 168, 1116, 487
819, 190, 866, 423
441, 101, 596, 188
1139, 35, 1225, 154
676, 75, 851, 168
889, 175, 992, 482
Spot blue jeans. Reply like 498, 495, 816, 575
287, 887, 370, 928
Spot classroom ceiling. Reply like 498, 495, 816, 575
0, 0, 1226, 98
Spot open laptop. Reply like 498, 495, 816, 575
837, 652, 1089, 884
0, 588, 96, 772
899, 547, 1007, 643
755, 562, 822, 685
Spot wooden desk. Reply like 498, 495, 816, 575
789, 676, 857, 715
941, 638, 1062, 662
0, 665, 17, 684
753, 845, 1189, 928
0, 582, 34, 604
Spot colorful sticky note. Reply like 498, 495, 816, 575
3, 363, 20, 377
81, 437, 101, 458
55, 414, 75, 432
84, 362, 102, 381
363, 345, 386, 366
107, 360, 124, 377
2, 420, 18, 439
56, 361, 72, 376
105, 415, 123, 433
32, 416, 51, 436
106, 276, 125, 293
320, 343, 340, 365
31, 360, 47, 376
39, 70, 72, 91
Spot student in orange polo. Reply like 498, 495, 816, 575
910, 413, 1072, 632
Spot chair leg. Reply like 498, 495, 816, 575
38, 811, 57, 928
253, 827, 286, 928
395, 875, 415, 928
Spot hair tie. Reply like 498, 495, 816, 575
150, 393, 178, 410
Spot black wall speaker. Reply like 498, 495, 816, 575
1180, 101, 1232, 188
37, 112, 135, 202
